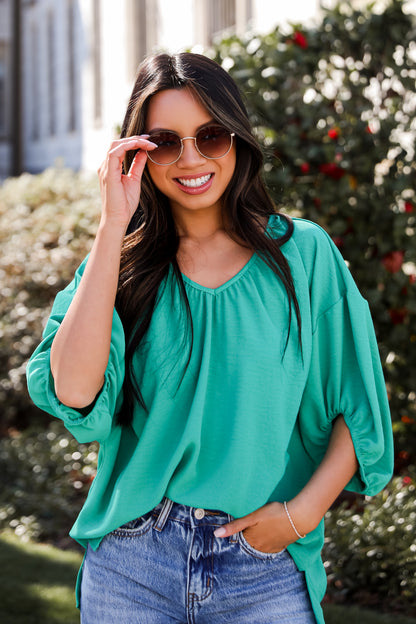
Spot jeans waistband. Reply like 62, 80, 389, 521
152, 497, 236, 540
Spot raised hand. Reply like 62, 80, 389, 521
97, 135, 157, 230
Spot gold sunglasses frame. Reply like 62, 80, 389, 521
146, 127, 235, 166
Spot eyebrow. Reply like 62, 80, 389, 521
147, 120, 216, 135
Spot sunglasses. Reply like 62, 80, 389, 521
146, 124, 235, 165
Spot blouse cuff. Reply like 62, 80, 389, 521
28, 340, 124, 444
342, 407, 394, 496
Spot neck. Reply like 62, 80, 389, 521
172, 206, 226, 241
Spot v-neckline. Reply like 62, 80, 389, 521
180, 253, 258, 294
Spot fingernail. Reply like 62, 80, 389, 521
214, 527, 227, 537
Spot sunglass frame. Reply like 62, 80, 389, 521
146, 125, 235, 166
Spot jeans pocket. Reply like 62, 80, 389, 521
110, 511, 154, 538
237, 531, 287, 561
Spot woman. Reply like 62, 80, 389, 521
27, 53, 393, 623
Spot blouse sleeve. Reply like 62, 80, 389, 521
26, 257, 125, 444
296, 225, 394, 495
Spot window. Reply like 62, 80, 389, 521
209, 0, 235, 38
67, 0, 76, 132
135, 0, 148, 62
197, 0, 253, 45
31, 20, 40, 140
0, 42, 7, 137
47, 9, 56, 135
127, 0, 148, 80
92, 0, 102, 123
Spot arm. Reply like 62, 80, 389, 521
50, 136, 156, 409
214, 415, 358, 552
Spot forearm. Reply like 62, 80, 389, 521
50, 220, 125, 408
288, 415, 359, 535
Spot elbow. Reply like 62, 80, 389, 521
53, 375, 102, 410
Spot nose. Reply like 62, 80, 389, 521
177, 137, 206, 167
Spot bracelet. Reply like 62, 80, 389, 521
284, 501, 306, 539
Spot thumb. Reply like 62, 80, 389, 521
214, 512, 257, 538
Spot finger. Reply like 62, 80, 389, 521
108, 134, 151, 148
126, 149, 148, 182
105, 139, 156, 179
108, 137, 157, 160
213, 513, 258, 538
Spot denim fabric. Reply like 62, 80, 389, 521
80, 498, 316, 623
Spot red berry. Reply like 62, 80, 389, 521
292, 31, 308, 49
388, 308, 408, 324
319, 163, 346, 179
382, 250, 404, 273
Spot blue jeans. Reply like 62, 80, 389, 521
80, 498, 316, 623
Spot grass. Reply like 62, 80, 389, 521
0, 531, 82, 624
0, 530, 415, 624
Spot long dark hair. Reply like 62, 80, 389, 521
116, 52, 300, 425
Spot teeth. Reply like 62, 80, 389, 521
178, 174, 211, 188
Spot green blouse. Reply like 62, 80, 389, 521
26, 216, 393, 623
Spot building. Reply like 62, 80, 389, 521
0, 0, 322, 178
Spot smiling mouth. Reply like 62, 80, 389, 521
176, 174, 213, 188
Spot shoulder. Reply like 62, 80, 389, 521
267, 214, 332, 247
290, 217, 346, 271
287, 217, 361, 302
266, 214, 362, 298
268, 214, 342, 266
291, 217, 334, 250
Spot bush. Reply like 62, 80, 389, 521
212, 0, 416, 463
323, 475, 416, 615
0, 420, 97, 545
0, 167, 100, 432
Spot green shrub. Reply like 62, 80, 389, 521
323, 475, 416, 615
0, 167, 100, 432
0, 420, 97, 544
212, 0, 416, 462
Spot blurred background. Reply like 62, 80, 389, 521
0, 1, 415, 623
0, 0, 328, 178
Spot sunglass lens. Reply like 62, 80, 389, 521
149, 131, 181, 164
196, 126, 232, 158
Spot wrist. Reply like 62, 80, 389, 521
286, 496, 323, 536
283, 501, 306, 539
97, 216, 128, 244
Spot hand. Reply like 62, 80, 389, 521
213, 502, 306, 553
97, 135, 157, 230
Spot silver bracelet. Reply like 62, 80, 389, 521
284, 501, 306, 539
